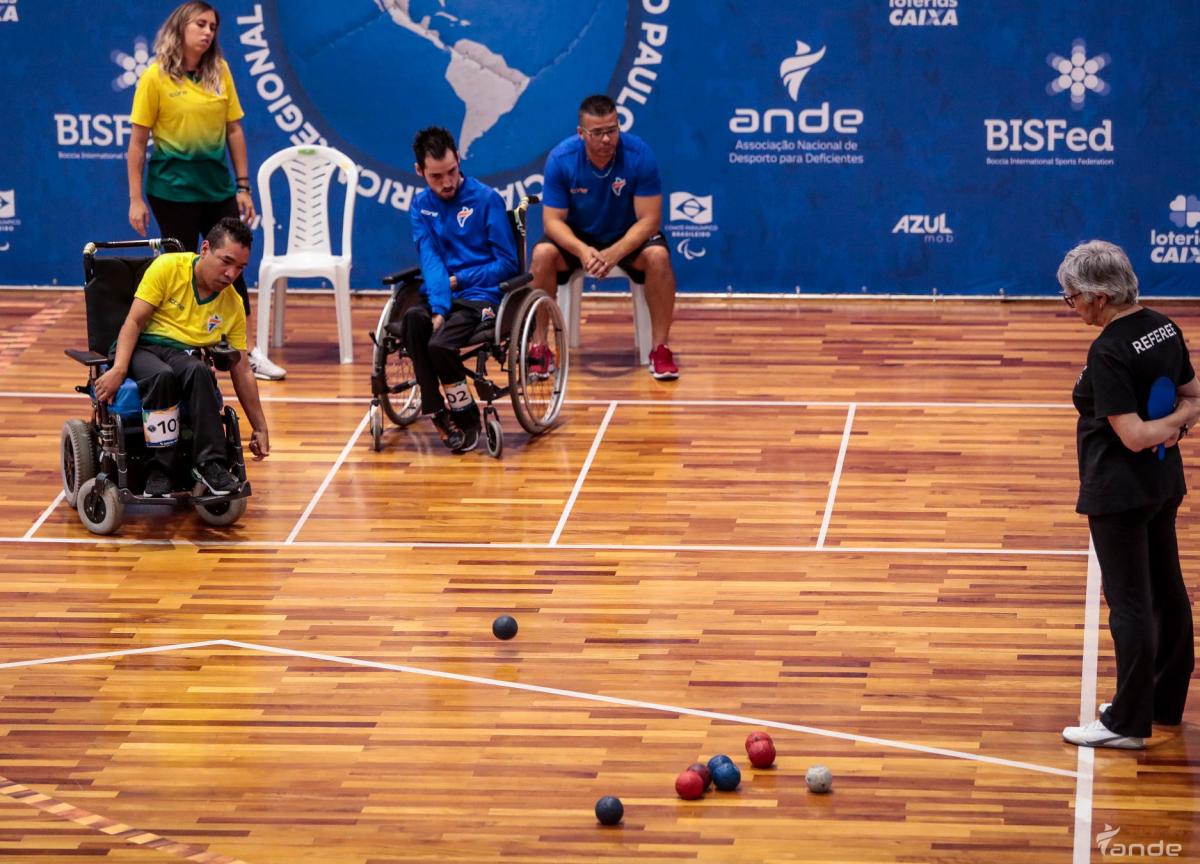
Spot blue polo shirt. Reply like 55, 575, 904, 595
541, 133, 662, 246
410, 176, 519, 316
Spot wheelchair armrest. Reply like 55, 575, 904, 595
499, 273, 533, 294
207, 338, 241, 372
65, 348, 108, 367
382, 266, 422, 286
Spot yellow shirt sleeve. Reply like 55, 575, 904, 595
133, 255, 172, 308
129, 65, 161, 129
225, 303, 247, 352
221, 61, 245, 124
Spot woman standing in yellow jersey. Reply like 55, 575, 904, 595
126, 1, 285, 380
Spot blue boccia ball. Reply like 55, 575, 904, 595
707, 754, 733, 774
712, 760, 741, 791
595, 795, 624, 825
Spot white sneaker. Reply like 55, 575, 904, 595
1062, 718, 1144, 750
248, 346, 286, 381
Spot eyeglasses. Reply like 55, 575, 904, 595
581, 125, 619, 141
1061, 291, 1083, 308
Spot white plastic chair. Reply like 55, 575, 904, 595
256, 145, 359, 364
557, 268, 652, 365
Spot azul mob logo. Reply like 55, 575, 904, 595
1096, 824, 1182, 857
235, 1, 672, 212
1150, 195, 1200, 264
984, 38, 1113, 163
729, 39, 866, 167
888, 0, 958, 27
0, 0, 17, 24
892, 212, 954, 243
665, 191, 718, 261
112, 38, 153, 92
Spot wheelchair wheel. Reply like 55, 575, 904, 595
192, 482, 248, 527
373, 297, 421, 427
61, 419, 97, 508
76, 477, 123, 536
485, 415, 503, 459
369, 400, 384, 452
508, 288, 568, 434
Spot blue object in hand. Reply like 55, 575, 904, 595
1147, 376, 1176, 461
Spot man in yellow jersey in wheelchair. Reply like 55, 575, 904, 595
94, 217, 270, 496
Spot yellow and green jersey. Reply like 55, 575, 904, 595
135, 252, 247, 351
130, 60, 244, 203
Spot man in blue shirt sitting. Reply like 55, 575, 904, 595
404, 126, 519, 452
530, 94, 679, 380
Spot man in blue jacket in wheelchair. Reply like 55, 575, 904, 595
93, 217, 270, 496
405, 126, 519, 453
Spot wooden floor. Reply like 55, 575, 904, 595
0, 290, 1197, 863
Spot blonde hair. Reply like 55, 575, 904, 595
153, 2, 224, 93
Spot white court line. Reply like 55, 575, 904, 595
550, 400, 617, 546
0, 638, 1082, 779
0, 534, 1091, 556
285, 408, 371, 545
816, 404, 855, 549
23, 490, 65, 540
1071, 536, 1103, 864
0, 390, 1074, 410
0, 640, 223, 670
214, 638, 1077, 779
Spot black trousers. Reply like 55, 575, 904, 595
122, 343, 228, 475
1089, 496, 1194, 737
147, 195, 250, 314
400, 300, 485, 416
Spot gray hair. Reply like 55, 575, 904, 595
1056, 240, 1139, 305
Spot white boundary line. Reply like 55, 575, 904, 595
23, 491, 65, 540
0, 390, 1074, 410
550, 400, 616, 546
0, 638, 1077, 780
1071, 536, 1103, 864
817, 404, 855, 549
0, 534, 1090, 556
285, 408, 371, 544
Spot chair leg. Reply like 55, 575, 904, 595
631, 283, 651, 365
334, 272, 353, 364
271, 278, 288, 349
559, 275, 583, 349
255, 272, 272, 356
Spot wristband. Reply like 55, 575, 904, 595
236, 184, 251, 193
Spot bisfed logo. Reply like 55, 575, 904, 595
1150, 195, 1200, 264
984, 38, 1113, 154
889, 0, 958, 27
892, 213, 953, 242
55, 114, 135, 148
729, 40, 864, 135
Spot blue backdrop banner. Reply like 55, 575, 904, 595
1, 1, 1197, 296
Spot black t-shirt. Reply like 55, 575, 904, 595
1073, 307, 1195, 514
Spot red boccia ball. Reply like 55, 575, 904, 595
747, 738, 777, 768
675, 769, 705, 800
686, 761, 713, 791
745, 731, 773, 751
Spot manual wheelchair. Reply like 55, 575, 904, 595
367, 195, 568, 458
61, 238, 252, 535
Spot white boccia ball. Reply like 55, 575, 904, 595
805, 764, 833, 793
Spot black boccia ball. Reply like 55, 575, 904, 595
492, 615, 518, 640
595, 795, 623, 825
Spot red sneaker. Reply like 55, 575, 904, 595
648, 344, 679, 380
527, 342, 557, 380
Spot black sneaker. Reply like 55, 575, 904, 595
192, 461, 239, 496
451, 406, 480, 453
144, 467, 172, 497
431, 409, 465, 451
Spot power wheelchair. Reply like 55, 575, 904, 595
61, 238, 251, 535
367, 195, 568, 458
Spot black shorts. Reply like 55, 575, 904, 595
536, 231, 669, 285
